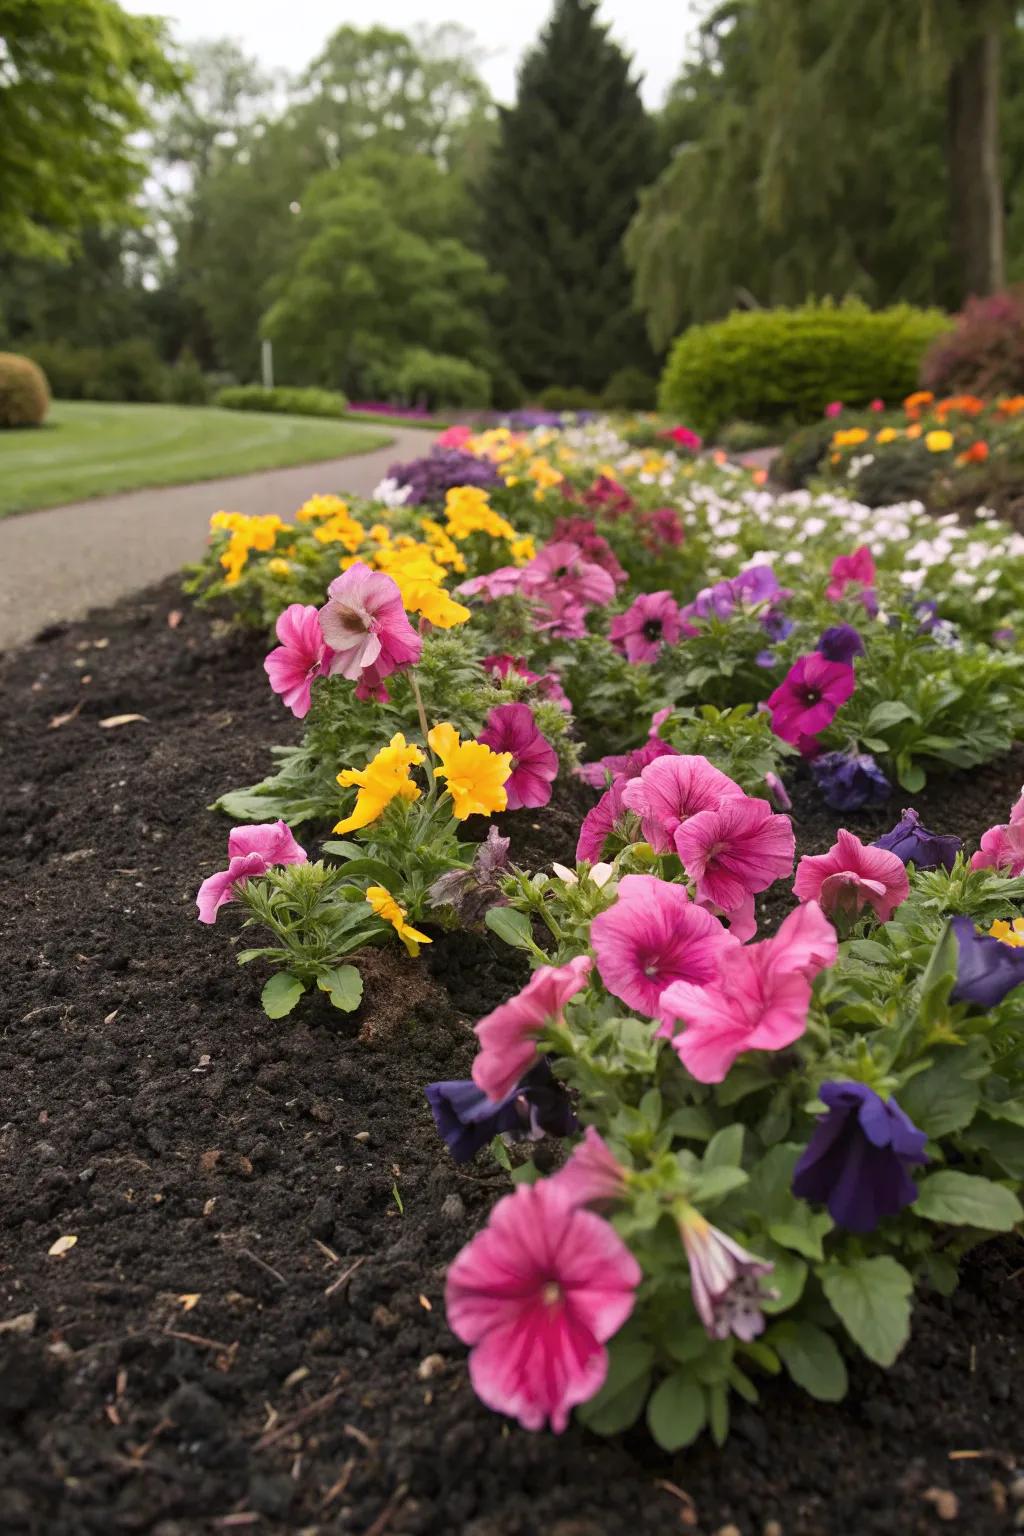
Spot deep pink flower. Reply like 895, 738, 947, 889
825, 401, 843, 419
577, 734, 678, 790
318, 562, 422, 682
483, 654, 571, 712
869, 398, 885, 412
826, 546, 876, 601
575, 777, 632, 861
590, 873, 736, 1018
196, 821, 307, 924
659, 901, 837, 1082
639, 506, 685, 549
550, 1127, 629, 1209
581, 475, 635, 516
551, 517, 627, 585
473, 956, 592, 1100
479, 703, 559, 810
659, 425, 703, 452
794, 829, 910, 924
445, 1178, 641, 1433
533, 588, 589, 639
436, 424, 473, 448
264, 603, 336, 719
674, 794, 796, 930
971, 790, 1024, 875
522, 540, 617, 608
620, 754, 746, 854
609, 591, 683, 664
766, 654, 855, 749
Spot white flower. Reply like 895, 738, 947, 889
551, 861, 615, 889
373, 476, 412, 508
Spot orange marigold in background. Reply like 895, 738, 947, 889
904, 390, 934, 419
934, 394, 985, 418
997, 395, 1024, 416
957, 440, 990, 466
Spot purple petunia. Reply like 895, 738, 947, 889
388, 447, 501, 504
950, 916, 1024, 1008
792, 1082, 928, 1232
874, 809, 961, 871
817, 625, 865, 665
810, 750, 891, 812
424, 1060, 576, 1164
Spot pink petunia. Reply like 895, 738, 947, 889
533, 587, 590, 640
793, 829, 909, 924
264, 603, 335, 719
659, 425, 703, 452
659, 901, 837, 1082
483, 654, 572, 712
458, 566, 525, 601
478, 703, 559, 810
674, 794, 796, 935
196, 821, 307, 924
971, 788, 1024, 875
825, 401, 843, 419
521, 540, 617, 609
575, 777, 633, 861
619, 754, 746, 854
445, 1178, 641, 1433
550, 1126, 629, 1209
577, 734, 678, 790
319, 562, 422, 682
436, 424, 474, 448
826, 546, 876, 601
765, 653, 855, 751
473, 956, 592, 1100
590, 873, 736, 1018
869, 398, 885, 412
609, 591, 683, 664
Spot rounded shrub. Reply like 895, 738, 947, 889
716, 419, 781, 453
537, 384, 600, 412
921, 288, 1024, 397
0, 352, 51, 428
658, 300, 951, 438
601, 366, 657, 411
395, 348, 491, 410
215, 385, 349, 417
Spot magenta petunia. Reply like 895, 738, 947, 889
550, 1127, 629, 1209
659, 901, 837, 1082
483, 654, 572, 712
826, 545, 876, 601
264, 603, 336, 719
473, 956, 592, 1101
478, 703, 559, 811
619, 754, 746, 854
445, 1178, 641, 1433
674, 794, 796, 935
521, 539, 617, 609
575, 777, 633, 861
765, 653, 855, 750
609, 591, 683, 664
196, 821, 307, 924
793, 829, 910, 924
590, 873, 736, 1018
971, 789, 1024, 875
577, 734, 678, 790
318, 562, 421, 682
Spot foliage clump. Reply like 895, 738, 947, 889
0, 352, 50, 428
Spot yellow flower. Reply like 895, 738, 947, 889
365, 885, 432, 956
906, 423, 923, 439
875, 427, 900, 444
444, 487, 517, 542
296, 493, 350, 523
267, 558, 292, 577
334, 734, 425, 833
509, 535, 536, 565
390, 569, 471, 629
925, 429, 954, 453
832, 428, 869, 449
527, 457, 564, 491
313, 509, 365, 553
989, 917, 1024, 948
427, 722, 512, 820
210, 510, 247, 533
504, 474, 520, 487
419, 517, 467, 572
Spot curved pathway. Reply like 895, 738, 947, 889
0, 426, 433, 650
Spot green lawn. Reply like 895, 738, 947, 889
0, 401, 393, 517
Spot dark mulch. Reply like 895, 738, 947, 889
1, 576, 1022, 1536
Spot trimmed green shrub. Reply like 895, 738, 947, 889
165, 349, 210, 406
394, 348, 491, 409
490, 363, 525, 412
22, 340, 100, 400
659, 300, 951, 437
215, 385, 349, 418
716, 419, 781, 453
537, 384, 600, 412
602, 366, 657, 411
92, 338, 167, 402
0, 352, 50, 427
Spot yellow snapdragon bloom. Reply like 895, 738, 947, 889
334, 734, 425, 834
365, 886, 432, 956
427, 722, 511, 820
990, 917, 1024, 948
925, 429, 954, 453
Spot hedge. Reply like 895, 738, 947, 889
214, 385, 349, 418
658, 300, 951, 438
0, 352, 50, 427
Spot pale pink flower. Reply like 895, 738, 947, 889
478, 703, 559, 810
679, 1209, 777, 1341
826, 545, 876, 601
609, 591, 683, 664
620, 754, 745, 854
196, 821, 307, 924
649, 706, 672, 738
458, 566, 524, 601
533, 587, 589, 639
577, 735, 677, 790
521, 540, 617, 608
590, 873, 736, 1018
793, 829, 909, 923
445, 1179, 641, 1433
673, 795, 795, 919
473, 956, 592, 1100
549, 1127, 629, 1209
659, 901, 837, 1082
971, 789, 1024, 875
318, 562, 422, 681
264, 603, 335, 719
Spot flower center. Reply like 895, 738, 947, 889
641, 619, 663, 641
332, 603, 373, 636
541, 1280, 562, 1306
797, 686, 821, 705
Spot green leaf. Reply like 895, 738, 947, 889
820, 1256, 912, 1366
646, 1372, 706, 1451
484, 906, 536, 949
660, 1105, 716, 1142
960, 1114, 1024, 1179
898, 1045, 982, 1138
767, 1203, 833, 1261
261, 971, 305, 1019
489, 1136, 512, 1172
866, 700, 917, 732
913, 1170, 1024, 1231
695, 1165, 749, 1203
316, 964, 363, 1012
510, 1159, 540, 1186
772, 1321, 848, 1401
846, 939, 893, 965
576, 1340, 653, 1435
707, 1380, 729, 1446
704, 1124, 745, 1169
320, 839, 363, 860
327, 856, 397, 885
760, 1245, 807, 1313
896, 759, 926, 793
915, 921, 960, 1025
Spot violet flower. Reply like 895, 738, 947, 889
950, 915, 1024, 1007
817, 625, 865, 665
679, 1210, 777, 1342
388, 447, 500, 504
428, 826, 512, 924
874, 808, 961, 871
425, 1059, 576, 1164
810, 750, 891, 811
792, 1082, 928, 1232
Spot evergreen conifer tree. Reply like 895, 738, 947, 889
480, 0, 657, 393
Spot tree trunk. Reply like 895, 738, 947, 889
948, 14, 1006, 299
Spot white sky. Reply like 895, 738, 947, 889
123, 0, 698, 108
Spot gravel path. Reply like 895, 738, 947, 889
0, 426, 433, 649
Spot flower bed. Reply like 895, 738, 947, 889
3, 415, 1024, 1530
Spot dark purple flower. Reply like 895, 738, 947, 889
810, 750, 890, 812
762, 609, 795, 644
950, 915, 1024, 1007
792, 1082, 928, 1233
914, 600, 940, 634
874, 809, 961, 871
389, 447, 500, 504
424, 1060, 576, 1163
818, 625, 865, 665
428, 826, 511, 924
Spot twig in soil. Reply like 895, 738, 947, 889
238, 1247, 288, 1287
949, 1448, 1017, 1467
363, 1483, 410, 1536
343, 1423, 376, 1452
321, 1457, 356, 1507
653, 1479, 698, 1527
312, 1239, 341, 1265
212, 1515, 260, 1528
163, 1326, 238, 1357
254, 1381, 347, 1451
323, 1254, 365, 1298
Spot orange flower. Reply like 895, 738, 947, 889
935, 394, 985, 418
752, 468, 768, 486
997, 395, 1024, 416
904, 390, 934, 420
957, 440, 990, 466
